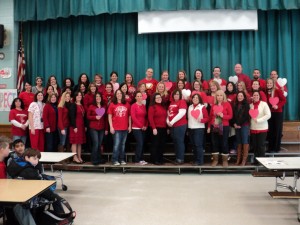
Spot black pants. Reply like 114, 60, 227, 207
150, 128, 167, 164
251, 132, 267, 163
267, 112, 283, 152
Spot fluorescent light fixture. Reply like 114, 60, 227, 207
138, 10, 258, 34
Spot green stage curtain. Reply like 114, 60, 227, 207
22, 10, 300, 120
14, 0, 300, 21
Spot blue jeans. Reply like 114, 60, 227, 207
112, 130, 128, 163
189, 128, 205, 165
171, 124, 187, 162
90, 128, 104, 164
13, 135, 27, 145
235, 125, 249, 144
133, 129, 146, 162
211, 125, 230, 154
59, 128, 68, 146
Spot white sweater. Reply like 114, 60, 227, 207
250, 101, 271, 131
188, 104, 205, 129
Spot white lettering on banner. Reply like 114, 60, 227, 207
0, 89, 18, 111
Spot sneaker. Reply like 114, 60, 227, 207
138, 161, 148, 165
113, 162, 120, 166
120, 161, 127, 165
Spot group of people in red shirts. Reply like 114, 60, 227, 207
9, 64, 287, 166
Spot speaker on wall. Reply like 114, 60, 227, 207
0, 25, 4, 48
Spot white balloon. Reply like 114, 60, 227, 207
182, 89, 191, 100
228, 76, 238, 84
277, 78, 287, 87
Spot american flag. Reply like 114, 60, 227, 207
16, 25, 26, 93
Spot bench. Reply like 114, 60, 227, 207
269, 191, 300, 199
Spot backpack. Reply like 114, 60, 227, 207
33, 199, 76, 225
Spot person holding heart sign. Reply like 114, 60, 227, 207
266, 78, 286, 153
207, 90, 233, 167
249, 91, 271, 164
167, 89, 188, 164
187, 93, 209, 165
87, 93, 107, 165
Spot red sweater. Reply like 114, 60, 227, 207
102, 91, 114, 108
83, 93, 95, 112
96, 84, 105, 95
58, 106, 70, 130
43, 103, 57, 132
148, 103, 167, 129
266, 89, 286, 113
209, 101, 233, 127
131, 103, 148, 128
87, 105, 106, 130
18, 91, 35, 111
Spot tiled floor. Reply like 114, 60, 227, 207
53, 171, 300, 225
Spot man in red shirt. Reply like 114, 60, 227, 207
208, 66, 227, 90
138, 68, 158, 96
234, 64, 251, 93
251, 69, 266, 91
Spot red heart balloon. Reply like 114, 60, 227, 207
269, 97, 279, 106
249, 109, 259, 119
165, 82, 173, 91
191, 109, 200, 119
213, 105, 223, 114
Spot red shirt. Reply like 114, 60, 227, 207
168, 99, 187, 127
131, 103, 148, 128
209, 101, 233, 127
201, 80, 209, 92
108, 102, 131, 131
148, 103, 167, 129
127, 84, 136, 99
138, 78, 158, 96
87, 105, 106, 130
9, 108, 28, 136
0, 162, 6, 179
58, 106, 70, 130
43, 103, 57, 132
19, 91, 35, 111
237, 73, 251, 93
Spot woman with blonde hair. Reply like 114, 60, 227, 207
155, 81, 170, 107
207, 90, 233, 167
58, 92, 72, 152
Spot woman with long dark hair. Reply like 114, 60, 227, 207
87, 93, 107, 165
233, 91, 250, 166
148, 93, 168, 165
108, 90, 131, 166
9, 98, 28, 143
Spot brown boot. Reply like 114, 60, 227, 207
240, 144, 249, 166
57, 145, 65, 152
211, 153, 219, 167
235, 144, 242, 165
222, 154, 229, 167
